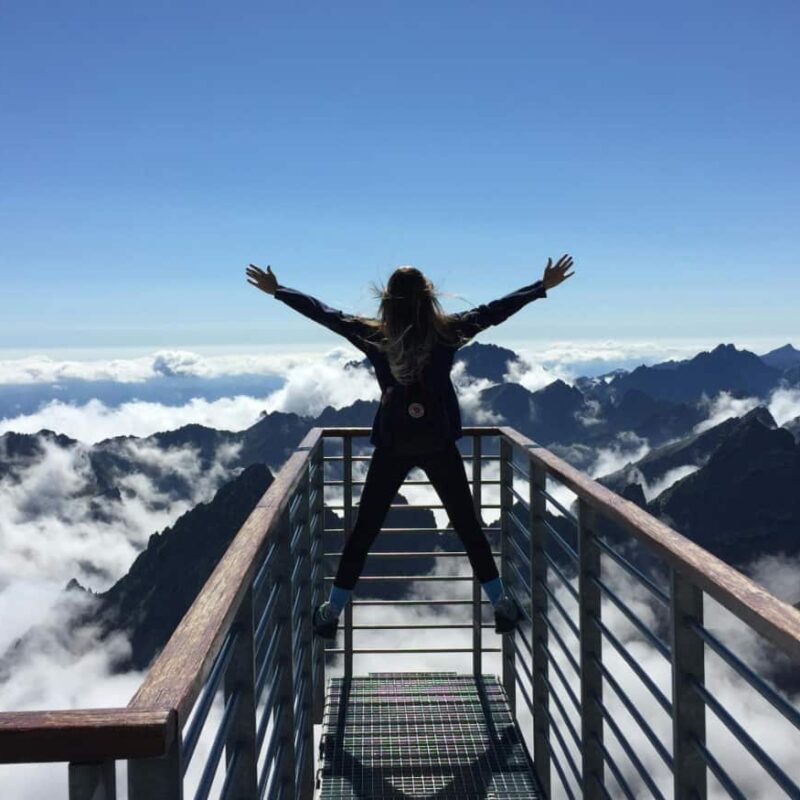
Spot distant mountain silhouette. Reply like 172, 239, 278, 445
453, 342, 522, 383
759, 343, 800, 371
476, 379, 589, 445
606, 343, 782, 404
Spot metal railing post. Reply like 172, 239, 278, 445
343, 435, 353, 682
499, 436, 516, 713
529, 456, 551, 795
275, 503, 297, 799
69, 761, 116, 800
128, 726, 182, 800
671, 569, 707, 800
311, 440, 326, 726
223, 586, 258, 798
472, 433, 483, 678
296, 460, 316, 799
578, 498, 604, 798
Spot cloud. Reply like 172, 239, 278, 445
0, 348, 382, 444
745, 552, 800, 606
695, 384, 800, 435
512, 340, 718, 382
767, 385, 800, 428
0, 590, 145, 798
0, 395, 273, 444
0, 434, 243, 591
503, 351, 572, 392
694, 391, 762, 434
589, 431, 652, 480
618, 463, 701, 503
260, 347, 380, 418
450, 361, 506, 425
575, 397, 604, 428
0, 349, 315, 385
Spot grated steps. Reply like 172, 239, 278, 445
316, 672, 543, 799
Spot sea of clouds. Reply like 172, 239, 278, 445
0, 340, 798, 797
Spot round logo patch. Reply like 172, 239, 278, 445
407, 402, 425, 418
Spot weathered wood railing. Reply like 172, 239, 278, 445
495, 427, 800, 800
0, 426, 798, 800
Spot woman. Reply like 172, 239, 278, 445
245, 255, 575, 640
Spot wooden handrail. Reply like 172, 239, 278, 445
498, 425, 800, 662
0, 708, 175, 763
128, 428, 323, 726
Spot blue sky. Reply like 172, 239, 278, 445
1, 0, 798, 353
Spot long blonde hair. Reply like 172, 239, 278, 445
353, 266, 468, 384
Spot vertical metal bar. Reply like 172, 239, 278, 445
472, 433, 483, 678
578, 498, 603, 798
69, 761, 116, 800
296, 459, 315, 799
499, 436, 516, 713
223, 586, 258, 798
312, 440, 326, 726
342, 434, 353, 682
275, 503, 297, 799
671, 568, 707, 800
529, 456, 551, 796
128, 728, 182, 800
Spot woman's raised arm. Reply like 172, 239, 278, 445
449, 254, 574, 343
246, 263, 374, 353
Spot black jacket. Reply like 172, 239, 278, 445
273, 279, 547, 447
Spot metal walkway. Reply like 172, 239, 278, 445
316, 672, 544, 799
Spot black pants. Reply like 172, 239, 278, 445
333, 439, 500, 590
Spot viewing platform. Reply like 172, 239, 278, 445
0, 426, 798, 799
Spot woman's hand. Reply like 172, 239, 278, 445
246, 263, 279, 296
541, 254, 575, 291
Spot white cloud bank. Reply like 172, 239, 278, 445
695, 385, 800, 434
0, 347, 378, 444
0, 349, 310, 385
0, 435, 243, 592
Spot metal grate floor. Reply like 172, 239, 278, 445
316, 672, 543, 799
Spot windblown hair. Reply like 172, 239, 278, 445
354, 266, 468, 384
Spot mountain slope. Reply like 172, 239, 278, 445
607, 343, 782, 404
648, 412, 800, 566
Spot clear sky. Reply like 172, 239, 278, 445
1, 0, 798, 353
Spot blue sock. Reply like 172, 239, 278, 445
327, 584, 352, 617
482, 576, 505, 608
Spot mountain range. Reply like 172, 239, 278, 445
2, 340, 799, 682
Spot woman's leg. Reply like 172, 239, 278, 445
332, 446, 413, 592
419, 440, 500, 584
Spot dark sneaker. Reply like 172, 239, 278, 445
494, 594, 522, 634
312, 601, 340, 640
